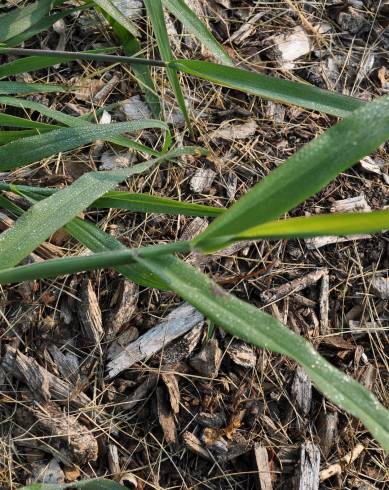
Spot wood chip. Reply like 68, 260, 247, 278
182, 431, 212, 460
359, 157, 382, 175
271, 27, 312, 69
189, 338, 222, 378
161, 373, 180, 414
319, 444, 364, 482
227, 339, 257, 368
330, 194, 371, 213
208, 120, 257, 141
108, 444, 121, 476
317, 410, 338, 458
190, 168, 216, 193
106, 280, 138, 338
156, 386, 177, 445
48, 345, 80, 385
120, 374, 158, 411
30, 458, 64, 485
106, 303, 204, 378
262, 269, 327, 303
180, 217, 208, 241
254, 445, 273, 490
100, 151, 137, 170
93, 74, 120, 103
305, 234, 371, 249
370, 275, 389, 299
111, 0, 142, 18
319, 272, 330, 335
77, 278, 103, 346
296, 442, 320, 490
229, 12, 265, 43
291, 366, 312, 417
156, 322, 203, 365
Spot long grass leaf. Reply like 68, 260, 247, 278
162, 0, 233, 66
194, 95, 389, 251
132, 253, 389, 450
0, 130, 40, 144
20, 477, 126, 489
0, 113, 59, 130
0, 146, 202, 268
0, 81, 66, 94
0, 120, 169, 171
171, 59, 365, 117
144, 0, 191, 130
92, 0, 139, 37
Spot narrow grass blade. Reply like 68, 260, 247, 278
0, 242, 190, 284
171, 60, 365, 117
0, 55, 78, 79
132, 253, 389, 451
162, 0, 233, 66
194, 95, 389, 251
92, 0, 139, 38
0, 130, 40, 144
0, 0, 62, 42
0, 146, 202, 268
144, 0, 191, 130
0, 81, 66, 94
0, 120, 169, 171
236, 211, 389, 240
20, 477, 126, 489
0, 96, 161, 156
0, 113, 59, 130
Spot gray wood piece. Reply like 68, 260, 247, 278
106, 303, 203, 378
296, 442, 320, 490
254, 445, 273, 490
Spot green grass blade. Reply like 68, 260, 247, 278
0, 55, 78, 79
236, 211, 389, 240
0, 242, 190, 284
171, 60, 365, 117
144, 0, 191, 130
132, 253, 389, 451
0, 146, 202, 268
0, 120, 169, 171
92, 0, 139, 38
162, 0, 233, 66
0, 130, 40, 144
194, 95, 389, 251
20, 477, 126, 489
0, 96, 161, 156
0, 81, 66, 94
0, 113, 59, 130
0, 0, 62, 43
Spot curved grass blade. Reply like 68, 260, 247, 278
92, 0, 139, 38
0, 120, 169, 171
0, 81, 66, 94
0, 146, 203, 269
236, 211, 389, 240
162, 0, 233, 66
132, 253, 389, 451
0, 96, 162, 156
144, 0, 191, 131
0, 130, 40, 144
0, 113, 59, 130
0, 0, 64, 43
194, 95, 389, 251
171, 60, 365, 118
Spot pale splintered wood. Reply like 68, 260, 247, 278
297, 442, 320, 490
106, 303, 204, 378
254, 445, 273, 490
320, 444, 364, 482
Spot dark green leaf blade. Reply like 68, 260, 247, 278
92, 0, 139, 37
0, 81, 66, 94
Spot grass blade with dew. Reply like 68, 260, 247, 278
131, 253, 389, 451
144, 0, 192, 131
194, 94, 389, 252
0, 130, 41, 145
92, 0, 139, 38
19, 477, 127, 489
0, 81, 66, 94
0, 146, 203, 269
0, 0, 65, 43
0, 96, 164, 156
0, 113, 60, 130
0, 120, 170, 171
162, 0, 233, 66
171, 60, 365, 118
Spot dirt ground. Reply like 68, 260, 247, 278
0, 1, 388, 489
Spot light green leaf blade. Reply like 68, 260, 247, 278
0, 81, 66, 94
194, 95, 389, 251
92, 0, 139, 37
132, 253, 389, 451
20, 477, 126, 489
0, 119, 168, 171
0, 55, 77, 79
0, 130, 40, 144
171, 59, 365, 117
162, 0, 233, 66
0, 146, 202, 269
144, 0, 191, 130
0, 112, 59, 130
236, 211, 389, 240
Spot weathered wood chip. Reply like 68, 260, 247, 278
262, 269, 327, 303
161, 373, 180, 415
296, 442, 320, 490
106, 303, 204, 378
120, 95, 152, 120
370, 275, 389, 299
254, 444, 273, 490
154, 322, 203, 366
189, 338, 222, 378
180, 217, 208, 241
48, 345, 80, 385
197, 412, 226, 429
93, 74, 120, 103
229, 12, 265, 43
271, 26, 312, 69
190, 168, 216, 193
319, 444, 364, 482
78, 278, 103, 346
330, 194, 371, 213
30, 458, 64, 485
291, 366, 312, 418
305, 234, 371, 249
156, 386, 177, 445
319, 272, 330, 335
121, 374, 158, 411
182, 431, 211, 460
100, 151, 137, 171
317, 410, 338, 458
359, 156, 382, 175
106, 280, 138, 338
227, 339, 257, 368
208, 120, 257, 141
108, 443, 120, 476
